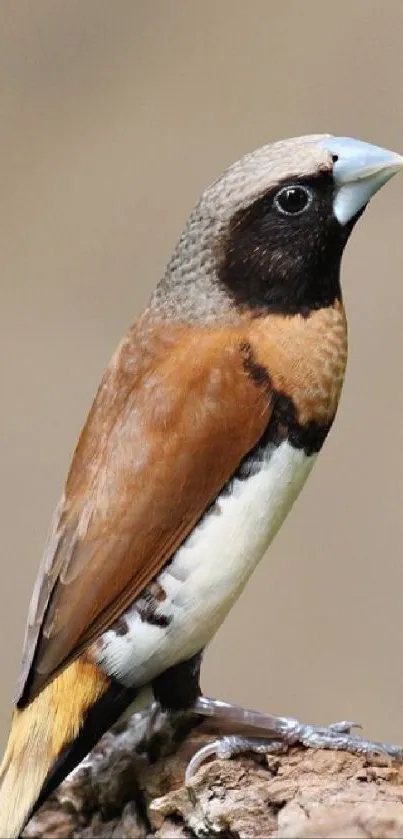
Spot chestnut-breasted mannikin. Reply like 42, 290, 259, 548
1, 135, 403, 837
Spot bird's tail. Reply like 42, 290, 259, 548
0, 658, 134, 838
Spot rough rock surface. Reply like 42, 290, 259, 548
23, 708, 403, 838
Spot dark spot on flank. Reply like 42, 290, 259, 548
148, 580, 167, 602
114, 616, 129, 636
137, 583, 171, 628
139, 609, 171, 628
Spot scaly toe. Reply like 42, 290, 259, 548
297, 722, 403, 761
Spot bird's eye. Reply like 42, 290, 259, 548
273, 185, 313, 217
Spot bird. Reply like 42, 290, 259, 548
1, 133, 403, 838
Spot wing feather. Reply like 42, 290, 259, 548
17, 316, 271, 705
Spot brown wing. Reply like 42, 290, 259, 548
16, 315, 271, 706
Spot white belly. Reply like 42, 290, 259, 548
95, 441, 316, 687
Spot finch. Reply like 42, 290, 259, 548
1, 134, 402, 837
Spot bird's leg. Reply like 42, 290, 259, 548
186, 695, 403, 781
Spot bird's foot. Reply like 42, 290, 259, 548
186, 695, 403, 782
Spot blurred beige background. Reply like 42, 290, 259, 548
1, 0, 403, 754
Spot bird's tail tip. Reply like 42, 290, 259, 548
0, 708, 51, 838
0, 659, 110, 838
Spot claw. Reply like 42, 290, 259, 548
185, 736, 285, 784
328, 720, 362, 735
185, 740, 222, 783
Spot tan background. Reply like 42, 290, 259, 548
1, 0, 403, 754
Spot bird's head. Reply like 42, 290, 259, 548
155, 135, 403, 321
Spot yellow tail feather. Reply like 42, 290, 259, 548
0, 660, 108, 838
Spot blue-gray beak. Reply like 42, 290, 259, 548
317, 136, 403, 224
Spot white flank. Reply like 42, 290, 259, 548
95, 441, 316, 687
